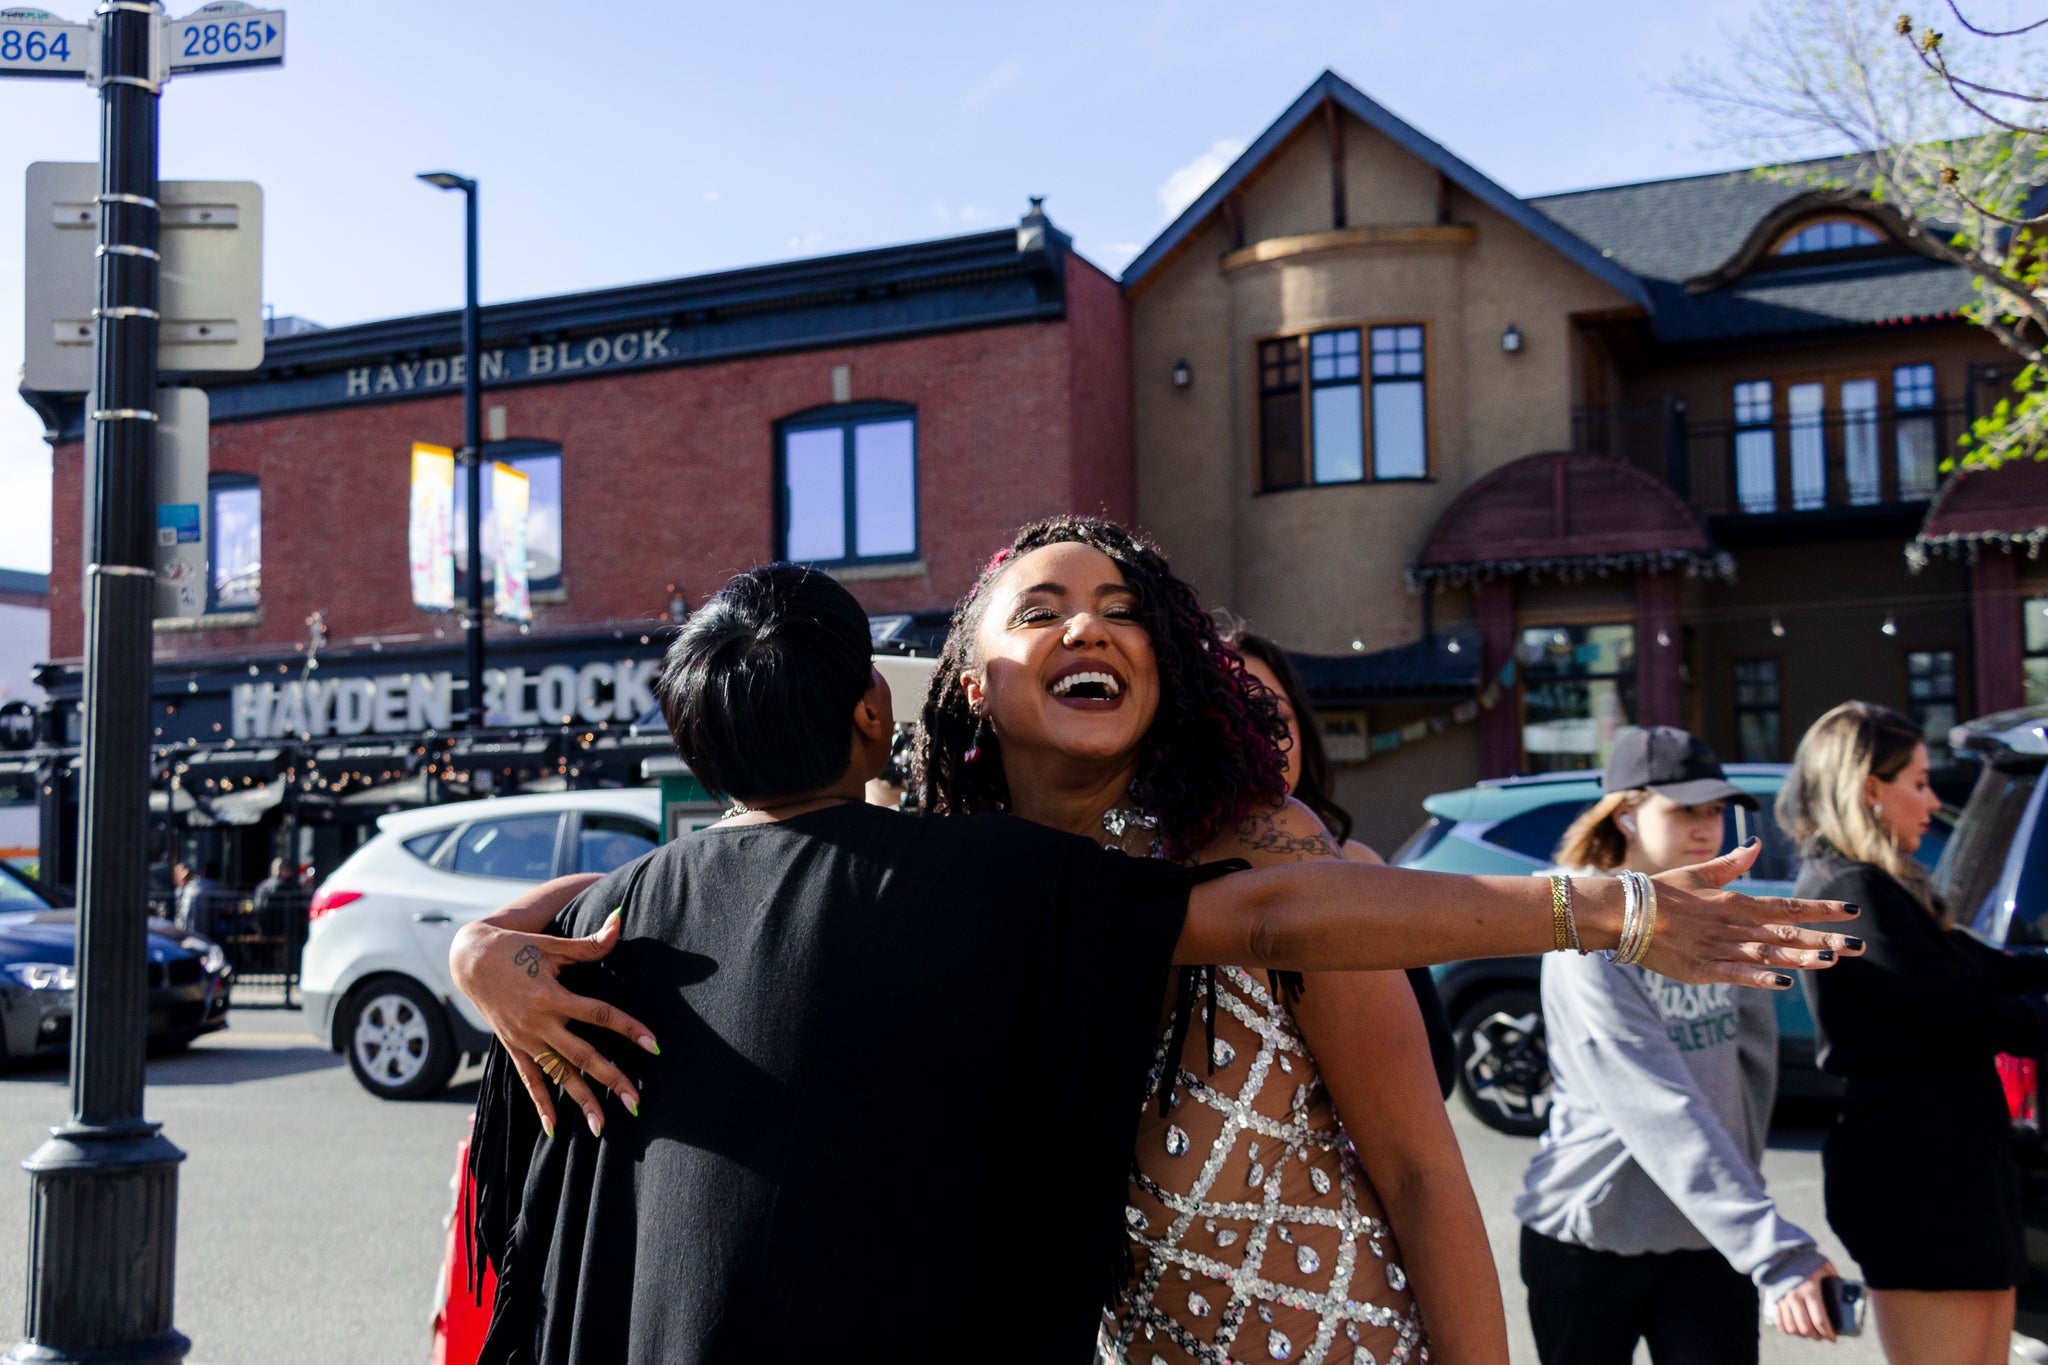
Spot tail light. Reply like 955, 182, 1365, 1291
308, 888, 362, 924
1998, 1054, 2038, 1132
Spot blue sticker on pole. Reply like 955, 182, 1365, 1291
158, 503, 201, 546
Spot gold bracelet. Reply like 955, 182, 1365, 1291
1549, 874, 1572, 953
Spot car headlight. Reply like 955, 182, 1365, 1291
3, 962, 76, 992
180, 937, 228, 976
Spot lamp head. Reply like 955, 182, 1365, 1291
417, 171, 475, 193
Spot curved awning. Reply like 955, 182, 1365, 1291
1907, 458, 2048, 569
1410, 451, 1728, 587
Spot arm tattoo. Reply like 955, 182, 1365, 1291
1235, 809, 1339, 860
512, 944, 542, 979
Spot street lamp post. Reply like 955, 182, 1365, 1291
417, 171, 484, 728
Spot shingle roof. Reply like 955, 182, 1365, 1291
1530, 159, 1976, 344
1122, 70, 1648, 308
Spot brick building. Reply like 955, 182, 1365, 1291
19, 204, 1131, 885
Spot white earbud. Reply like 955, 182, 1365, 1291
1618, 814, 1638, 835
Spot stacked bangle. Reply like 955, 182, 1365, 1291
1614, 870, 1659, 967
1547, 874, 1584, 954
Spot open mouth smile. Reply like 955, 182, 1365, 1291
1047, 663, 1127, 707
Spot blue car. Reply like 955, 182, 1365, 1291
0, 863, 232, 1069
1392, 765, 1952, 1135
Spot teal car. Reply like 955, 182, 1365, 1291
1392, 766, 1952, 1135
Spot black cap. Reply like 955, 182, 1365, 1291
1602, 727, 1758, 809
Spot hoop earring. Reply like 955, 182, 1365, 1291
964, 717, 990, 765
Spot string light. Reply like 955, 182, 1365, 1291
1770, 615, 1785, 638
1882, 612, 1898, 637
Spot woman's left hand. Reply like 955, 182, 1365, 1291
1773, 1263, 1840, 1342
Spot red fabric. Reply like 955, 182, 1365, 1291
1997, 1054, 2037, 1128
431, 1137, 496, 1365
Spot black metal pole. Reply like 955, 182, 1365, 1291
461, 183, 484, 728
9, 1, 188, 1361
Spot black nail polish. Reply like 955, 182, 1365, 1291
1817, 949, 1835, 962
1842, 936, 1865, 952
1772, 973, 1794, 988
1842, 904, 1861, 915
1743, 835, 1760, 848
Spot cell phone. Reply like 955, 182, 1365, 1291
1822, 1276, 1867, 1336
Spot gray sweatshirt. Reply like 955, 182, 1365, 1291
1514, 945, 1828, 1305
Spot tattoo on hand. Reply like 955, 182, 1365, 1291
1237, 810, 1339, 859
513, 945, 542, 979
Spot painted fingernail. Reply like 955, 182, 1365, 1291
606, 906, 623, 927
624, 1096, 640, 1118
587, 1112, 603, 1137
542, 1117, 555, 1140
637, 1035, 660, 1056
1743, 835, 1760, 848
1816, 949, 1835, 963
1771, 973, 1794, 988
1842, 936, 1866, 952
1842, 904, 1861, 914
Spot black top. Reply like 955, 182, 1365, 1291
1797, 850, 2048, 1078
470, 802, 1236, 1365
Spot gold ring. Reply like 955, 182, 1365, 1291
532, 1049, 570, 1084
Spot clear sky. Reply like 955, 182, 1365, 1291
1, 0, 1778, 575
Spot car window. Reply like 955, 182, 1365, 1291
1481, 801, 1592, 863
447, 814, 561, 882
576, 814, 658, 875
0, 867, 47, 912
402, 829, 453, 863
1936, 763, 2039, 938
1390, 815, 1452, 867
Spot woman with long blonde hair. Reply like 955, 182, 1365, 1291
1785, 701, 2048, 1365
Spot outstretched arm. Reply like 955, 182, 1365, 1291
1179, 840, 1860, 989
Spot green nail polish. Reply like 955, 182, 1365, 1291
638, 1035, 661, 1056
625, 1097, 640, 1118
607, 906, 623, 925
542, 1118, 555, 1140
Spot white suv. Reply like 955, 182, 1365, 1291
301, 789, 664, 1099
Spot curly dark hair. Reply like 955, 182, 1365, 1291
913, 516, 1288, 862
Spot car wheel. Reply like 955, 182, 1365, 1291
343, 977, 457, 1100
1453, 988, 1552, 1137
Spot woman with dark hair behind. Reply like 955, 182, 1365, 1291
1785, 701, 2048, 1365
1224, 624, 1457, 1099
915, 517, 1506, 1363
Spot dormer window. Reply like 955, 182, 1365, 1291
1773, 217, 1884, 256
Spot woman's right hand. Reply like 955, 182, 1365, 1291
450, 896, 660, 1138
1635, 840, 1863, 988
1773, 1263, 1841, 1342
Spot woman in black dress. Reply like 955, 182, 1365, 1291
1783, 701, 2048, 1365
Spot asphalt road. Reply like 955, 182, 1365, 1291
0, 1009, 2040, 1364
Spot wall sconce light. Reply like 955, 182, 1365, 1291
1500, 324, 1524, 354
1171, 358, 1193, 388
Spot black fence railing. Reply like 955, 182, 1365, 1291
159, 885, 307, 1001
1570, 399, 1972, 518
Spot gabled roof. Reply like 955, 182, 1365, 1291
1531, 158, 1975, 344
1120, 70, 1649, 309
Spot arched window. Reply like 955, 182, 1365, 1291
1773, 217, 1884, 256
776, 403, 918, 565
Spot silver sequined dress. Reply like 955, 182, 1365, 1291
1107, 965, 1428, 1365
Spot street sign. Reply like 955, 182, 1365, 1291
0, 8, 90, 78
153, 387, 210, 620
26, 162, 264, 391
165, 2, 282, 76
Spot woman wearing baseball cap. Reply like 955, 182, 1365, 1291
1515, 726, 1841, 1363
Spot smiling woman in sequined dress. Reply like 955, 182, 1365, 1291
912, 516, 1508, 1365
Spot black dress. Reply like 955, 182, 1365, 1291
1796, 849, 2048, 1291
466, 803, 1238, 1365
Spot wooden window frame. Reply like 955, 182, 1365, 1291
1253, 318, 1433, 494
1729, 655, 1785, 764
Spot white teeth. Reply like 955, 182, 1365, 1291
1051, 670, 1121, 698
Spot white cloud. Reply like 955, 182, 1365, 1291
963, 58, 1025, 110
1157, 138, 1246, 221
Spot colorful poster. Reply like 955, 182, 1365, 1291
408, 443, 456, 611
492, 460, 532, 622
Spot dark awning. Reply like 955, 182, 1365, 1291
1410, 451, 1728, 587
1291, 627, 1480, 706
1907, 458, 2048, 569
